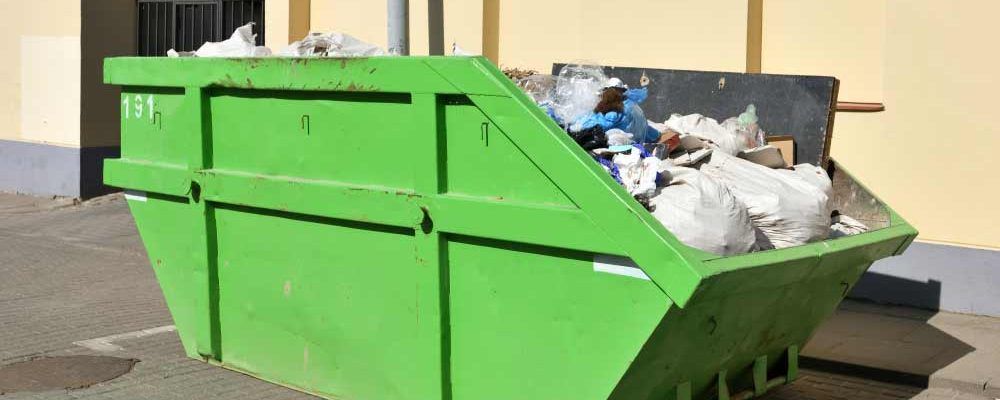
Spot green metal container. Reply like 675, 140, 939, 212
104, 56, 917, 400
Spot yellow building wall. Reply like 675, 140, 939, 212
266, 0, 293, 48
0, 1, 82, 147
266, 0, 313, 49
496, 0, 749, 73
309, 0, 482, 56
763, 0, 1000, 249
308, 0, 747, 72
761, 0, 885, 102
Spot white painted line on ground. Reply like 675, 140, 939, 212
73, 325, 176, 352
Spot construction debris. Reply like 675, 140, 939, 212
830, 213, 870, 238
503, 67, 537, 81
181, 23, 271, 57
280, 32, 386, 57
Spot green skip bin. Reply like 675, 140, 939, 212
104, 56, 916, 400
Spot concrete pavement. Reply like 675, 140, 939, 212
0, 192, 317, 399
803, 299, 1000, 398
0, 192, 997, 399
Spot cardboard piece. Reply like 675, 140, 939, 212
738, 145, 788, 169
768, 135, 795, 166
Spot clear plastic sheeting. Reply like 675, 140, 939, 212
280, 32, 387, 57
189, 23, 271, 57
516, 74, 556, 105
650, 166, 757, 256
730, 104, 767, 151
552, 63, 608, 128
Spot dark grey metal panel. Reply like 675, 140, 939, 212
552, 64, 839, 166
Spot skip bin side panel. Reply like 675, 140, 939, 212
448, 237, 671, 400
463, 93, 706, 306
211, 205, 440, 400
610, 270, 818, 400
425, 57, 709, 305
610, 233, 914, 400
124, 193, 209, 359
208, 89, 417, 189
119, 87, 188, 165
441, 96, 573, 207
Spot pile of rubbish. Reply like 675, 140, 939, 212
168, 23, 386, 58
516, 63, 869, 256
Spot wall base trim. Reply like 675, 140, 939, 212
850, 241, 1000, 317
0, 139, 119, 199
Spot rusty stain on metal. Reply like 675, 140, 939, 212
344, 83, 379, 92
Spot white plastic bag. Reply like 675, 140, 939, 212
650, 166, 756, 256
280, 32, 386, 57
700, 152, 833, 249
789, 163, 833, 197
663, 108, 764, 156
193, 23, 271, 57
451, 42, 474, 56
606, 129, 634, 146
663, 113, 749, 156
612, 148, 659, 198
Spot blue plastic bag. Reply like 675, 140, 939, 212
574, 87, 660, 143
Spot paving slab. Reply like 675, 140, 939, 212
0, 193, 317, 399
803, 299, 1000, 398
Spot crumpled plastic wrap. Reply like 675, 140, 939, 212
280, 32, 387, 57
189, 23, 271, 57
516, 74, 556, 105
552, 63, 608, 128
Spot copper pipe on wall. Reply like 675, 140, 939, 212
836, 102, 886, 112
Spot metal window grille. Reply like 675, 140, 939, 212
138, 0, 265, 56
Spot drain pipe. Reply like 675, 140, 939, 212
387, 0, 409, 55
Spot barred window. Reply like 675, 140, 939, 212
137, 0, 265, 56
